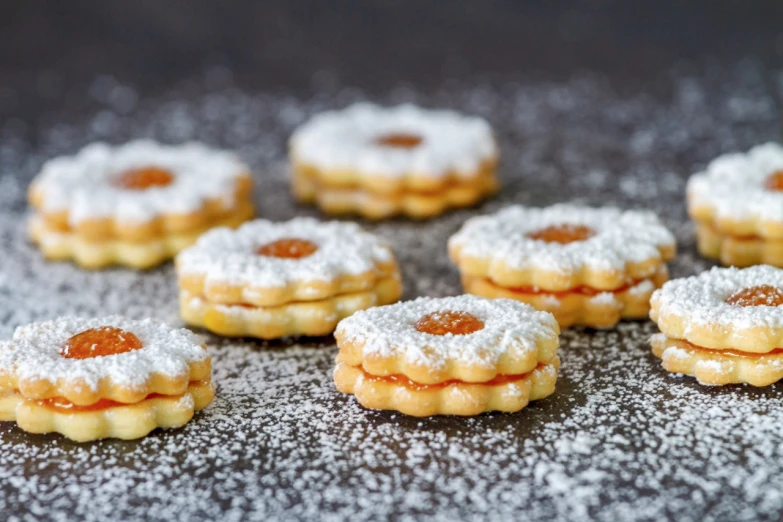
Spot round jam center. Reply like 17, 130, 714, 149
114, 167, 174, 190
725, 285, 783, 307
414, 310, 485, 336
527, 224, 595, 244
257, 238, 318, 259
374, 133, 423, 149
61, 327, 143, 359
764, 170, 783, 191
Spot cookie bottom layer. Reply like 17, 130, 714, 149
292, 170, 497, 220
180, 275, 403, 339
695, 221, 783, 268
461, 267, 667, 328
334, 359, 558, 417
29, 202, 254, 269
651, 334, 783, 386
0, 380, 214, 442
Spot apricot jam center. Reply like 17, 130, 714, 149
764, 170, 783, 191
725, 285, 783, 307
374, 133, 423, 149
527, 224, 595, 244
114, 167, 174, 190
414, 310, 485, 336
61, 327, 143, 359
257, 238, 318, 259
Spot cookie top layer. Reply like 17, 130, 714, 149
688, 142, 783, 226
176, 217, 394, 291
290, 103, 497, 179
30, 140, 250, 225
335, 295, 559, 383
449, 204, 675, 290
651, 265, 783, 352
0, 316, 208, 396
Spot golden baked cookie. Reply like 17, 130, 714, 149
688, 142, 783, 266
0, 316, 214, 441
289, 103, 499, 219
176, 217, 403, 339
334, 295, 560, 416
28, 140, 255, 269
449, 204, 676, 328
650, 265, 783, 386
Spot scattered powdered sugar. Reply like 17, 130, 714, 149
32, 140, 249, 225
335, 295, 558, 369
652, 265, 783, 330
290, 102, 497, 179
0, 316, 206, 392
687, 142, 783, 222
176, 217, 393, 287
0, 59, 781, 520
449, 204, 675, 273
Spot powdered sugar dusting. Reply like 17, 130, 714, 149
0, 60, 781, 520
336, 295, 558, 369
290, 102, 497, 179
449, 204, 675, 273
32, 140, 249, 224
176, 217, 393, 287
1, 316, 206, 391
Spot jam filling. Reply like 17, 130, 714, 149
257, 238, 318, 259
33, 380, 208, 413
61, 327, 143, 359
764, 170, 783, 191
676, 339, 783, 359
374, 133, 423, 148
492, 278, 640, 298
414, 310, 485, 336
361, 368, 535, 392
527, 224, 595, 244
725, 285, 783, 307
114, 167, 174, 190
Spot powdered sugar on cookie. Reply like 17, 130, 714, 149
449, 204, 675, 274
335, 295, 559, 369
176, 217, 393, 288
290, 103, 497, 179
687, 142, 783, 222
31, 140, 250, 225
0, 316, 207, 392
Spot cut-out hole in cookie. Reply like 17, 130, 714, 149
114, 167, 175, 190
527, 224, 595, 244
257, 238, 319, 259
725, 285, 783, 307
61, 326, 143, 359
414, 310, 485, 336
764, 170, 783, 191
374, 133, 423, 149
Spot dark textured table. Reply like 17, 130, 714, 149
2, 2, 783, 520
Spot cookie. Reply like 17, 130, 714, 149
688, 142, 783, 266
0, 316, 214, 441
334, 295, 560, 416
28, 140, 255, 269
449, 204, 676, 328
176, 217, 403, 338
289, 103, 499, 219
650, 266, 783, 386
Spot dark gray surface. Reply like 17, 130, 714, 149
1, 3, 783, 521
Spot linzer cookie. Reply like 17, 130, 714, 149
289, 103, 499, 219
449, 204, 676, 328
28, 140, 255, 269
650, 265, 783, 386
334, 295, 560, 416
688, 142, 783, 267
0, 316, 214, 441
176, 217, 403, 339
